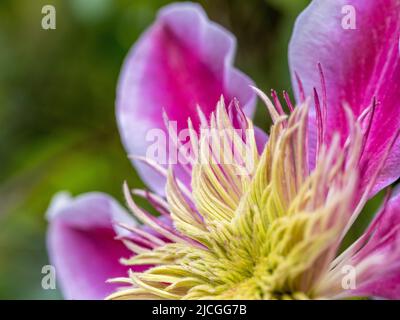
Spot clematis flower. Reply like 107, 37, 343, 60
46, 0, 400, 300
107, 97, 365, 299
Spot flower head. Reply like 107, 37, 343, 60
107, 95, 365, 300
46, 1, 400, 300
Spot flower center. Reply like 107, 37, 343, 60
108, 96, 362, 300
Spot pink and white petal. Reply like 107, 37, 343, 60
353, 268, 400, 299
117, 2, 256, 195
254, 126, 269, 154
371, 141, 400, 196
46, 192, 141, 300
289, 0, 400, 196
337, 187, 400, 299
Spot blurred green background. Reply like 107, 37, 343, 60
0, 0, 384, 299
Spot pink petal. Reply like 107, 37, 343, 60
289, 0, 400, 196
46, 192, 141, 300
345, 187, 400, 299
117, 2, 256, 195
254, 126, 268, 154
354, 271, 400, 299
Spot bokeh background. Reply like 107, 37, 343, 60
0, 0, 384, 299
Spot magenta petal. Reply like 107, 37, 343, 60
254, 126, 268, 154
117, 2, 256, 194
46, 192, 139, 300
348, 187, 400, 299
355, 272, 400, 300
289, 0, 400, 196
372, 140, 400, 195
